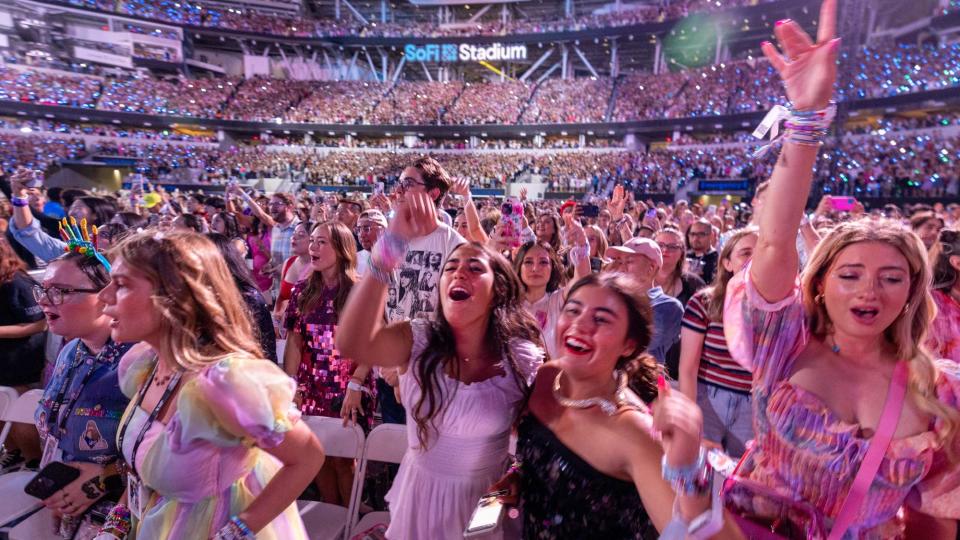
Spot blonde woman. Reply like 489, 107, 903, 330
96, 231, 323, 539
724, 1, 960, 536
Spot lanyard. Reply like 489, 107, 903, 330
116, 358, 183, 481
48, 341, 112, 438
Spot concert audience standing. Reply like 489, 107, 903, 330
685, 219, 719, 284
678, 227, 757, 457
97, 231, 323, 539
283, 221, 371, 506
605, 237, 683, 366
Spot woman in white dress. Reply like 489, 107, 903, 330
338, 191, 544, 539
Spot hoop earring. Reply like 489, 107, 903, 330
815, 293, 825, 305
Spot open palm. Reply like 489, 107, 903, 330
761, 0, 839, 112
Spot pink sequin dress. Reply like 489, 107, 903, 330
723, 265, 960, 538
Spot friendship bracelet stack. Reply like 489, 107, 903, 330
96, 503, 132, 539
751, 101, 837, 159
59, 216, 112, 272
369, 231, 409, 285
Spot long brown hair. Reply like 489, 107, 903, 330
296, 221, 357, 314
113, 230, 263, 370
801, 220, 959, 454
412, 242, 543, 449
0, 236, 26, 284
513, 241, 566, 293
565, 273, 659, 402
703, 227, 758, 322
931, 229, 960, 292
656, 227, 687, 291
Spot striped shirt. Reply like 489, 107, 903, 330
681, 290, 752, 394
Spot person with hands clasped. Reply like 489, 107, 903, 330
336, 187, 543, 539
723, 1, 960, 537
489, 273, 741, 540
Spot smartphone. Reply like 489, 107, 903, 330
577, 204, 600, 218
645, 208, 658, 220
500, 196, 523, 248
831, 197, 856, 212
23, 170, 44, 189
374, 181, 385, 196
463, 492, 505, 537
24, 462, 81, 499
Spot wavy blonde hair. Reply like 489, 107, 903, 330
800, 220, 958, 452
113, 230, 263, 371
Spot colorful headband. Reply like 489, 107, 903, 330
59, 217, 112, 272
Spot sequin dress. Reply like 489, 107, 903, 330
722, 264, 960, 538
516, 414, 658, 540
283, 282, 374, 426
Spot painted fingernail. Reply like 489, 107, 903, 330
657, 375, 666, 390
775, 19, 788, 26
830, 38, 842, 51
761, 41, 771, 48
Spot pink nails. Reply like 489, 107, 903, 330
775, 19, 789, 27
657, 375, 667, 390
830, 38, 842, 51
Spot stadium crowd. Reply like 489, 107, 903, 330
4, 6, 960, 540
0, 41, 957, 127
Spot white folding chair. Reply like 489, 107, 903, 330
0, 389, 45, 527
0, 387, 18, 442
348, 423, 407, 539
298, 416, 366, 540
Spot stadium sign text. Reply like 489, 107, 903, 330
403, 43, 528, 63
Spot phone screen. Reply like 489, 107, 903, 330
831, 197, 855, 212
465, 495, 503, 533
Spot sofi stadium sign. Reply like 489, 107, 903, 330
404, 43, 527, 63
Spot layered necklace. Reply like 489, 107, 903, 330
552, 369, 628, 416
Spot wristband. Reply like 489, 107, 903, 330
347, 380, 364, 392
212, 516, 255, 540
11, 196, 28, 207
752, 101, 836, 159
97, 503, 132, 538
370, 231, 409, 272
661, 446, 712, 497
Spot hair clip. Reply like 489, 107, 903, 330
60, 217, 111, 272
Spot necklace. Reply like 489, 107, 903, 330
552, 369, 628, 416
827, 335, 841, 354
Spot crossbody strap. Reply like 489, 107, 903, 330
827, 360, 909, 540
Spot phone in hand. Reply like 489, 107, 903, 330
577, 204, 600, 218
23, 170, 44, 189
830, 197, 856, 212
645, 208, 658, 220
500, 196, 523, 248
463, 491, 506, 537
24, 462, 81, 499
374, 181, 385, 196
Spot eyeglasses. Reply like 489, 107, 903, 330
397, 177, 426, 191
33, 285, 101, 306
658, 243, 684, 252
688, 231, 710, 238
355, 224, 383, 234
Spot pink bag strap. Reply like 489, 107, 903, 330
827, 360, 909, 540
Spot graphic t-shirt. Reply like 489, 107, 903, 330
386, 222, 464, 323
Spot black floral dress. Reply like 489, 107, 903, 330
516, 414, 658, 539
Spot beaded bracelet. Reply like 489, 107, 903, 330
212, 516, 255, 540
507, 459, 522, 476
371, 231, 409, 270
661, 447, 712, 497
11, 196, 29, 207
97, 503, 132, 538
752, 101, 837, 159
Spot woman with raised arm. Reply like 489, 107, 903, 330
95, 230, 323, 540
724, 1, 960, 537
336, 191, 544, 539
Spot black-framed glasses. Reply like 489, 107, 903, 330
32, 285, 101, 306
397, 177, 426, 191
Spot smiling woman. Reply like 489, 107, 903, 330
337, 191, 545, 538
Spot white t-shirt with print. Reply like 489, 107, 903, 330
386, 222, 465, 323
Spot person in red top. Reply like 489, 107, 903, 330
678, 227, 757, 457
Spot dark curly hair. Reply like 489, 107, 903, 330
412, 242, 544, 449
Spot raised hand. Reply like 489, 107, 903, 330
761, 0, 839, 111
389, 191, 439, 241
519, 186, 528, 202
449, 178, 471, 198
609, 185, 626, 221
